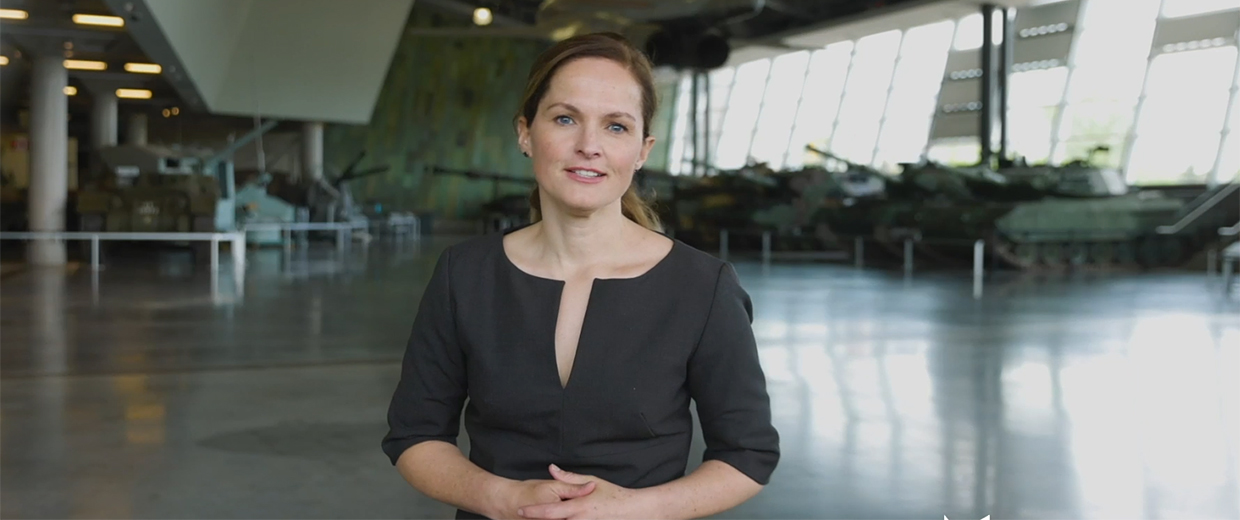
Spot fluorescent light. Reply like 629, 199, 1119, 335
73, 14, 125, 27
64, 86, 77, 96
116, 88, 152, 99
0, 9, 28, 19
0, 56, 8, 66
473, 7, 492, 26
63, 59, 107, 70
124, 62, 161, 74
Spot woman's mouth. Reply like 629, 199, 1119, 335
567, 168, 606, 183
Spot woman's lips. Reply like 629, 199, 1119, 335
566, 168, 606, 184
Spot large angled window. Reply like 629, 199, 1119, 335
1054, 0, 1159, 167
749, 51, 811, 170
1162, 0, 1240, 18
831, 30, 903, 164
1128, 46, 1237, 184
1008, 66, 1069, 163
874, 20, 955, 171
785, 42, 854, 169
715, 59, 771, 169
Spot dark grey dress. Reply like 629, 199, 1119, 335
382, 228, 779, 519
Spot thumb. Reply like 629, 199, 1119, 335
552, 479, 596, 500
549, 464, 592, 485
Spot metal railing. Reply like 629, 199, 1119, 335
242, 221, 370, 255
1156, 182, 1239, 235
0, 231, 245, 275
717, 228, 990, 299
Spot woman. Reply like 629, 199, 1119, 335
382, 32, 779, 520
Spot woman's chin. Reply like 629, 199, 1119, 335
544, 196, 620, 219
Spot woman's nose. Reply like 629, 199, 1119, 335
576, 127, 602, 157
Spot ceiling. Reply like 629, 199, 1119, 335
0, 0, 182, 123
0, 0, 1046, 128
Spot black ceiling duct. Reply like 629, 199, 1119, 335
644, 29, 731, 71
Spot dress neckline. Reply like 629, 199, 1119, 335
497, 225, 679, 284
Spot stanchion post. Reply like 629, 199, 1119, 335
904, 238, 913, 275
91, 235, 100, 271
336, 228, 346, 254
973, 239, 984, 299
210, 236, 219, 274
762, 231, 771, 267
231, 233, 246, 275
720, 229, 729, 262
1207, 248, 1217, 278
855, 237, 864, 268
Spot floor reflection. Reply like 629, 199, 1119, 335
1, 243, 1237, 519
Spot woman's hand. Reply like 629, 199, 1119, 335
487, 475, 596, 520
516, 464, 659, 520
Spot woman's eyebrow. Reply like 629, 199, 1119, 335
547, 102, 636, 122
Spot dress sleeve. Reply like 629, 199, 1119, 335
381, 247, 468, 465
687, 263, 780, 485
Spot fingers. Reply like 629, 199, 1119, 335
517, 502, 570, 519
554, 479, 595, 500
549, 464, 592, 485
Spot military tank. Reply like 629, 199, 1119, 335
76, 120, 277, 233
76, 144, 224, 233
811, 148, 1230, 269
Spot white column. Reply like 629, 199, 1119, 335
28, 55, 69, 266
127, 112, 147, 145
302, 121, 324, 180
92, 90, 118, 149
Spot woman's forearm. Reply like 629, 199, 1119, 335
394, 441, 513, 518
637, 460, 765, 519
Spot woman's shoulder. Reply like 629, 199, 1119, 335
432, 231, 506, 271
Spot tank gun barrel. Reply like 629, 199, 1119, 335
430, 166, 537, 185
205, 119, 280, 168
805, 145, 878, 173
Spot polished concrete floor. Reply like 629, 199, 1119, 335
2, 237, 1238, 519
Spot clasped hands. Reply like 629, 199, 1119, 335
493, 464, 659, 520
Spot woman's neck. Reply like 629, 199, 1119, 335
531, 204, 636, 276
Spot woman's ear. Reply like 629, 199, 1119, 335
516, 116, 532, 157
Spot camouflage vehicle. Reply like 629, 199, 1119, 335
76, 144, 225, 233
814, 151, 1236, 269
76, 120, 277, 233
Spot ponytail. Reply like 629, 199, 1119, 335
528, 186, 662, 232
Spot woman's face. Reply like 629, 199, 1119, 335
518, 57, 655, 218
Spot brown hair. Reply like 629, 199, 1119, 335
517, 32, 662, 232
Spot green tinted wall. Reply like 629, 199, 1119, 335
324, 7, 548, 220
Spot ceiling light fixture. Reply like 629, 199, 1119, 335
63, 59, 107, 70
64, 86, 77, 96
124, 62, 161, 74
0, 56, 8, 66
473, 7, 493, 26
72, 14, 125, 27
116, 88, 152, 99
0, 9, 28, 20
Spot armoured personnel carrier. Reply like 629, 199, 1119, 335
812, 150, 1231, 269
76, 144, 225, 233
76, 120, 277, 233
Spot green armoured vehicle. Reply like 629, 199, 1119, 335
76, 120, 278, 233
813, 150, 1234, 269
77, 145, 222, 232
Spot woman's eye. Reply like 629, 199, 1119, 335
608, 123, 628, 133
555, 115, 574, 125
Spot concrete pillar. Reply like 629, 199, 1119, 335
302, 121, 324, 180
127, 112, 147, 145
28, 55, 69, 266
91, 90, 118, 149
